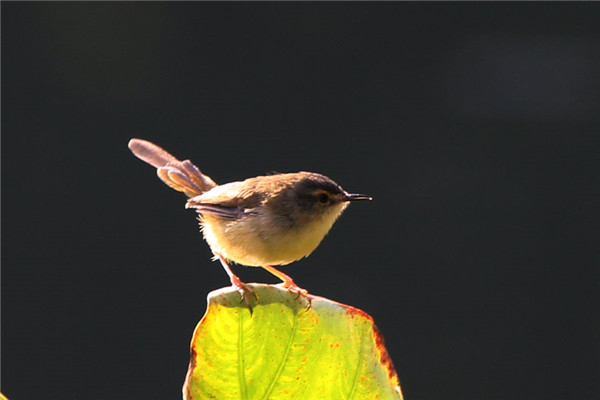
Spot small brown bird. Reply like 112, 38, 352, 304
128, 139, 371, 302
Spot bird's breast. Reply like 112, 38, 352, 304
200, 203, 346, 266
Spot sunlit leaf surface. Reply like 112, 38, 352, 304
183, 284, 403, 400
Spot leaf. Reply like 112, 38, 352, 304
183, 284, 403, 400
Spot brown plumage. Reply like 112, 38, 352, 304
128, 138, 371, 306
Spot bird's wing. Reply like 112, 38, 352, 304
186, 203, 246, 220
185, 180, 263, 220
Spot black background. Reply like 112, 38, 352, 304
3, 3, 599, 400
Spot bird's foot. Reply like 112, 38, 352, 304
216, 254, 257, 314
279, 280, 312, 311
260, 265, 312, 310
230, 275, 258, 314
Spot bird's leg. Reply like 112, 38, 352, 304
262, 265, 311, 308
216, 254, 256, 310
261, 265, 301, 289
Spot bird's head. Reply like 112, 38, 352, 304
275, 172, 371, 225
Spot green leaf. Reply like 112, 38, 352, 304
183, 284, 403, 400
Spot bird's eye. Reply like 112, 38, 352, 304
317, 193, 329, 204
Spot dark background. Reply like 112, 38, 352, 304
2, 3, 598, 400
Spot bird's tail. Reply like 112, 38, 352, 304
128, 138, 217, 197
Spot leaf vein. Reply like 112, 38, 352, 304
347, 323, 366, 400
238, 310, 248, 400
261, 308, 300, 399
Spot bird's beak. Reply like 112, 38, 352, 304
343, 193, 372, 201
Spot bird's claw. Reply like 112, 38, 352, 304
231, 280, 257, 314
280, 283, 312, 311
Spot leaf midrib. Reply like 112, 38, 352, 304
238, 310, 248, 400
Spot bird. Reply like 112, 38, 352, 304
128, 138, 371, 304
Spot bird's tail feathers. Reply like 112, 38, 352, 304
128, 138, 217, 197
